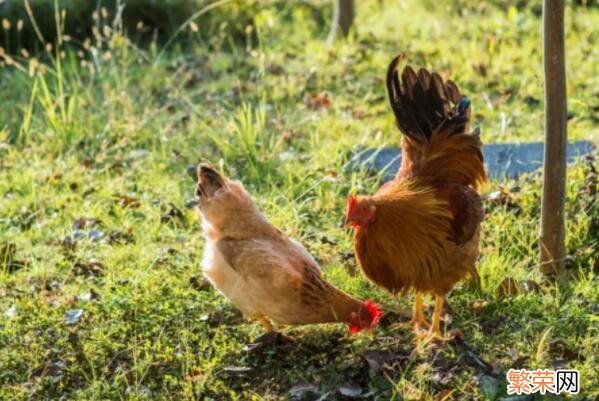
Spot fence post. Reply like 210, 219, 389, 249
539, 0, 567, 276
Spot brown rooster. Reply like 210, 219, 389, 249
196, 164, 381, 335
344, 55, 486, 341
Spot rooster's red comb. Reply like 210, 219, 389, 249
347, 195, 357, 211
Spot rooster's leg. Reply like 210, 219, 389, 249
413, 295, 448, 343
259, 316, 273, 332
430, 295, 444, 337
391, 293, 429, 332
408, 293, 430, 330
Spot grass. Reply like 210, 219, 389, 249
0, 0, 598, 399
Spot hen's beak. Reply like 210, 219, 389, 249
343, 216, 355, 228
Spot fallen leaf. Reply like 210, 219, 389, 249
189, 275, 210, 291
281, 129, 298, 142
267, 64, 285, 75
523, 95, 540, 107
243, 332, 293, 352
78, 289, 100, 302
484, 188, 522, 215
88, 229, 104, 242
161, 204, 185, 223
4, 304, 18, 318
522, 280, 541, 292
435, 389, 454, 401
478, 375, 500, 400
82, 187, 97, 198
462, 349, 493, 373
288, 383, 319, 399
41, 291, 60, 307
305, 92, 332, 110
184, 198, 198, 209
64, 309, 84, 324
469, 299, 489, 314
60, 236, 77, 251
116, 194, 141, 209
361, 350, 398, 373
185, 368, 204, 382
497, 277, 519, 299
72, 259, 105, 277
451, 328, 464, 343
473, 62, 487, 77
72, 217, 100, 230
319, 236, 337, 246
107, 229, 134, 244
352, 108, 368, 120
549, 338, 582, 361
223, 366, 252, 375
337, 381, 362, 398
507, 348, 529, 368
128, 149, 149, 159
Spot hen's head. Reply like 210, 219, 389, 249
344, 195, 376, 228
196, 164, 226, 201
348, 299, 382, 335
195, 164, 237, 226
195, 164, 257, 234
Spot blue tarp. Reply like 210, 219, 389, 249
349, 141, 595, 182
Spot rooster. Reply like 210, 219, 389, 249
344, 55, 486, 341
196, 164, 381, 335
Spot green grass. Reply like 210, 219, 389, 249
0, 0, 598, 400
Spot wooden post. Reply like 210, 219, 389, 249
539, 0, 567, 276
327, 0, 355, 44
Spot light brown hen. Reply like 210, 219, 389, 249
196, 165, 381, 335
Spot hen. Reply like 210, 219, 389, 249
196, 164, 381, 335
344, 55, 486, 341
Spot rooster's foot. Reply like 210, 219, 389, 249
259, 316, 274, 333
412, 330, 450, 345
390, 317, 430, 333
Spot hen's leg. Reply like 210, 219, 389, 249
259, 316, 273, 332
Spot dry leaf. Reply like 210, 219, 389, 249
116, 194, 141, 209
305, 92, 332, 110
469, 299, 489, 314
72, 217, 100, 230
338, 381, 362, 398
435, 389, 454, 401
523, 279, 541, 292
497, 277, 519, 299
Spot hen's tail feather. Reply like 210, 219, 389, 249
386, 54, 473, 143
